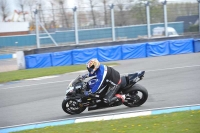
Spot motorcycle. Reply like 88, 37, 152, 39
62, 71, 148, 115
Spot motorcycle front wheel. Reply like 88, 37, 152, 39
62, 98, 86, 115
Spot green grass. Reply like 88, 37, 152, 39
13, 110, 200, 133
0, 63, 119, 83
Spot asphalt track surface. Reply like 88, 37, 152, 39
0, 53, 200, 128
0, 59, 17, 72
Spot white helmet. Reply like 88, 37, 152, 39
86, 58, 100, 74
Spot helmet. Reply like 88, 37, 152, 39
86, 58, 100, 74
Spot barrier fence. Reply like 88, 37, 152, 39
25, 38, 194, 69
0, 1, 199, 54
33, 1, 200, 48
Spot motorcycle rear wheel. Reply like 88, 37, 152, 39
62, 99, 86, 115
123, 84, 148, 107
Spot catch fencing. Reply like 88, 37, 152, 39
0, 1, 199, 54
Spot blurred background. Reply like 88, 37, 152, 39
0, 0, 199, 72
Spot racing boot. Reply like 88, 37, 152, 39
104, 85, 121, 105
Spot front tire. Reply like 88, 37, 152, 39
123, 84, 148, 107
62, 98, 86, 115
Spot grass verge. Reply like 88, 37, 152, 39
0, 63, 119, 83
13, 110, 200, 133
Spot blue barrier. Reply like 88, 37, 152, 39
147, 41, 170, 57
25, 53, 52, 69
79, 28, 112, 41
169, 38, 194, 55
51, 51, 72, 66
0, 35, 36, 47
194, 39, 200, 53
24, 38, 197, 69
0, 54, 13, 60
72, 47, 98, 65
0, 22, 183, 47
122, 43, 147, 60
98, 45, 122, 62
116, 25, 147, 39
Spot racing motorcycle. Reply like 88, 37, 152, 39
62, 71, 148, 115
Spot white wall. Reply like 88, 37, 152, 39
0, 22, 29, 33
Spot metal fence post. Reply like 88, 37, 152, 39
146, 1, 151, 38
110, 4, 116, 41
163, 0, 168, 37
34, 9, 40, 48
73, 6, 79, 44
198, 0, 200, 34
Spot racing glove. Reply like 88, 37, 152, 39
84, 91, 90, 96
84, 91, 97, 97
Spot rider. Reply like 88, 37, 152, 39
82, 58, 122, 105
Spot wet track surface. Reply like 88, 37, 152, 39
0, 53, 200, 127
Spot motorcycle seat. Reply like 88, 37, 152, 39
120, 76, 127, 88
128, 73, 138, 81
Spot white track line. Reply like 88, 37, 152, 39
0, 104, 199, 129
25, 76, 59, 81
146, 64, 200, 72
1, 64, 200, 90
1, 80, 71, 90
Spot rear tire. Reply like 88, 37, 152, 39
62, 99, 86, 115
123, 84, 148, 107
